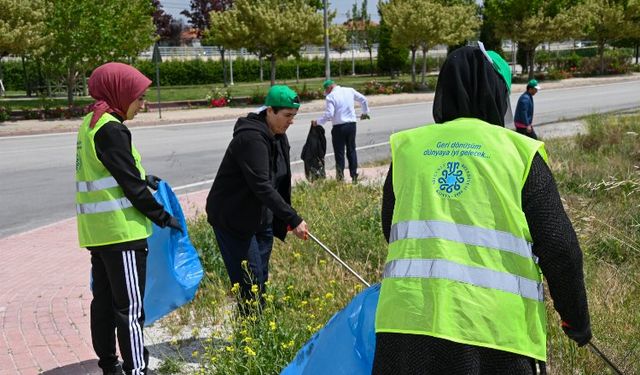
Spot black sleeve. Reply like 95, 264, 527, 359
523, 153, 590, 330
94, 122, 172, 227
233, 133, 302, 228
381, 164, 394, 243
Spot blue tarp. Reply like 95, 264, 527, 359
145, 180, 204, 326
281, 284, 380, 375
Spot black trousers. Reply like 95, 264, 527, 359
91, 249, 148, 375
213, 226, 274, 313
331, 122, 358, 180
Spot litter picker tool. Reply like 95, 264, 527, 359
307, 232, 370, 287
588, 341, 624, 375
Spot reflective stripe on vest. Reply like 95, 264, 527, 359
76, 196, 134, 215
390, 220, 534, 260
76, 176, 119, 192
383, 258, 544, 301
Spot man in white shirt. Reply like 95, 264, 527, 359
312, 79, 370, 183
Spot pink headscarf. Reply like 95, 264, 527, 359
87, 62, 152, 128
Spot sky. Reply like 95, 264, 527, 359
160, 0, 381, 25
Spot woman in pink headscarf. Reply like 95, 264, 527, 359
75, 62, 182, 375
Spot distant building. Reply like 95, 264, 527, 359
180, 28, 201, 47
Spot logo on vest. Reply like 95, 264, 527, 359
433, 161, 470, 198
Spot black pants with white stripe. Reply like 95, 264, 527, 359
91, 249, 148, 375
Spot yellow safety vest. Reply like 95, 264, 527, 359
75, 112, 152, 247
376, 118, 549, 361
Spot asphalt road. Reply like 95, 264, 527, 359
1, 79, 639, 238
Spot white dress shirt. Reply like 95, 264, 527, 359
316, 86, 369, 126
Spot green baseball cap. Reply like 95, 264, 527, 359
486, 50, 512, 93
527, 79, 540, 90
264, 85, 300, 109
322, 79, 335, 90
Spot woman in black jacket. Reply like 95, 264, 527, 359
206, 85, 308, 312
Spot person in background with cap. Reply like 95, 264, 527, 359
373, 46, 590, 374
76, 62, 183, 375
311, 79, 370, 183
514, 79, 540, 139
206, 85, 309, 313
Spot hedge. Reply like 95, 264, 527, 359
1, 55, 445, 91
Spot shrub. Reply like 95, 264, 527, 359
0, 105, 11, 122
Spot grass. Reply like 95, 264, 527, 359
157, 113, 639, 374
0, 74, 413, 109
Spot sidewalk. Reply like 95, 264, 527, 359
1, 74, 638, 137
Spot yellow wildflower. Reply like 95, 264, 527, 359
192, 350, 199, 358
251, 284, 259, 294
269, 321, 277, 331
319, 259, 327, 265
293, 252, 301, 259
231, 283, 240, 294
325, 292, 334, 299
225, 346, 235, 353
244, 346, 257, 356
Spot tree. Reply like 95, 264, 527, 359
615, 0, 640, 63
207, 0, 323, 85
184, 0, 234, 86
152, 0, 174, 40
42, 0, 155, 104
204, 4, 247, 82
0, 0, 47, 94
377, 1, 408, 77
359, 0, 380, 76
347, 0, 379, 76
330, 25, 349, 76
478, 6, 502, 53
381, 0, 478, 84
484, 0, 581, 79
573, 0, 634, 73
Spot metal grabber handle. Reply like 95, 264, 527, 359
588, 341, 624, 375
307, 232, 370, 287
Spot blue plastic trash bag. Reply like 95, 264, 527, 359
144, 180, 204, 326
281, 283, 380, 375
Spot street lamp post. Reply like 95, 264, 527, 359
323, 0, 330, 80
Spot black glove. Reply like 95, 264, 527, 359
145, 175, 162, 190
360, 113, 370, 120
561, 321, 592, 347
167, 216, 184, 234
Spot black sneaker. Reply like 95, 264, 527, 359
104, 363, 124, 375
351, 173, 359, 184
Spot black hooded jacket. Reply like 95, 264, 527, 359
206, 112, 302, 241
301, 124, 327, 180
